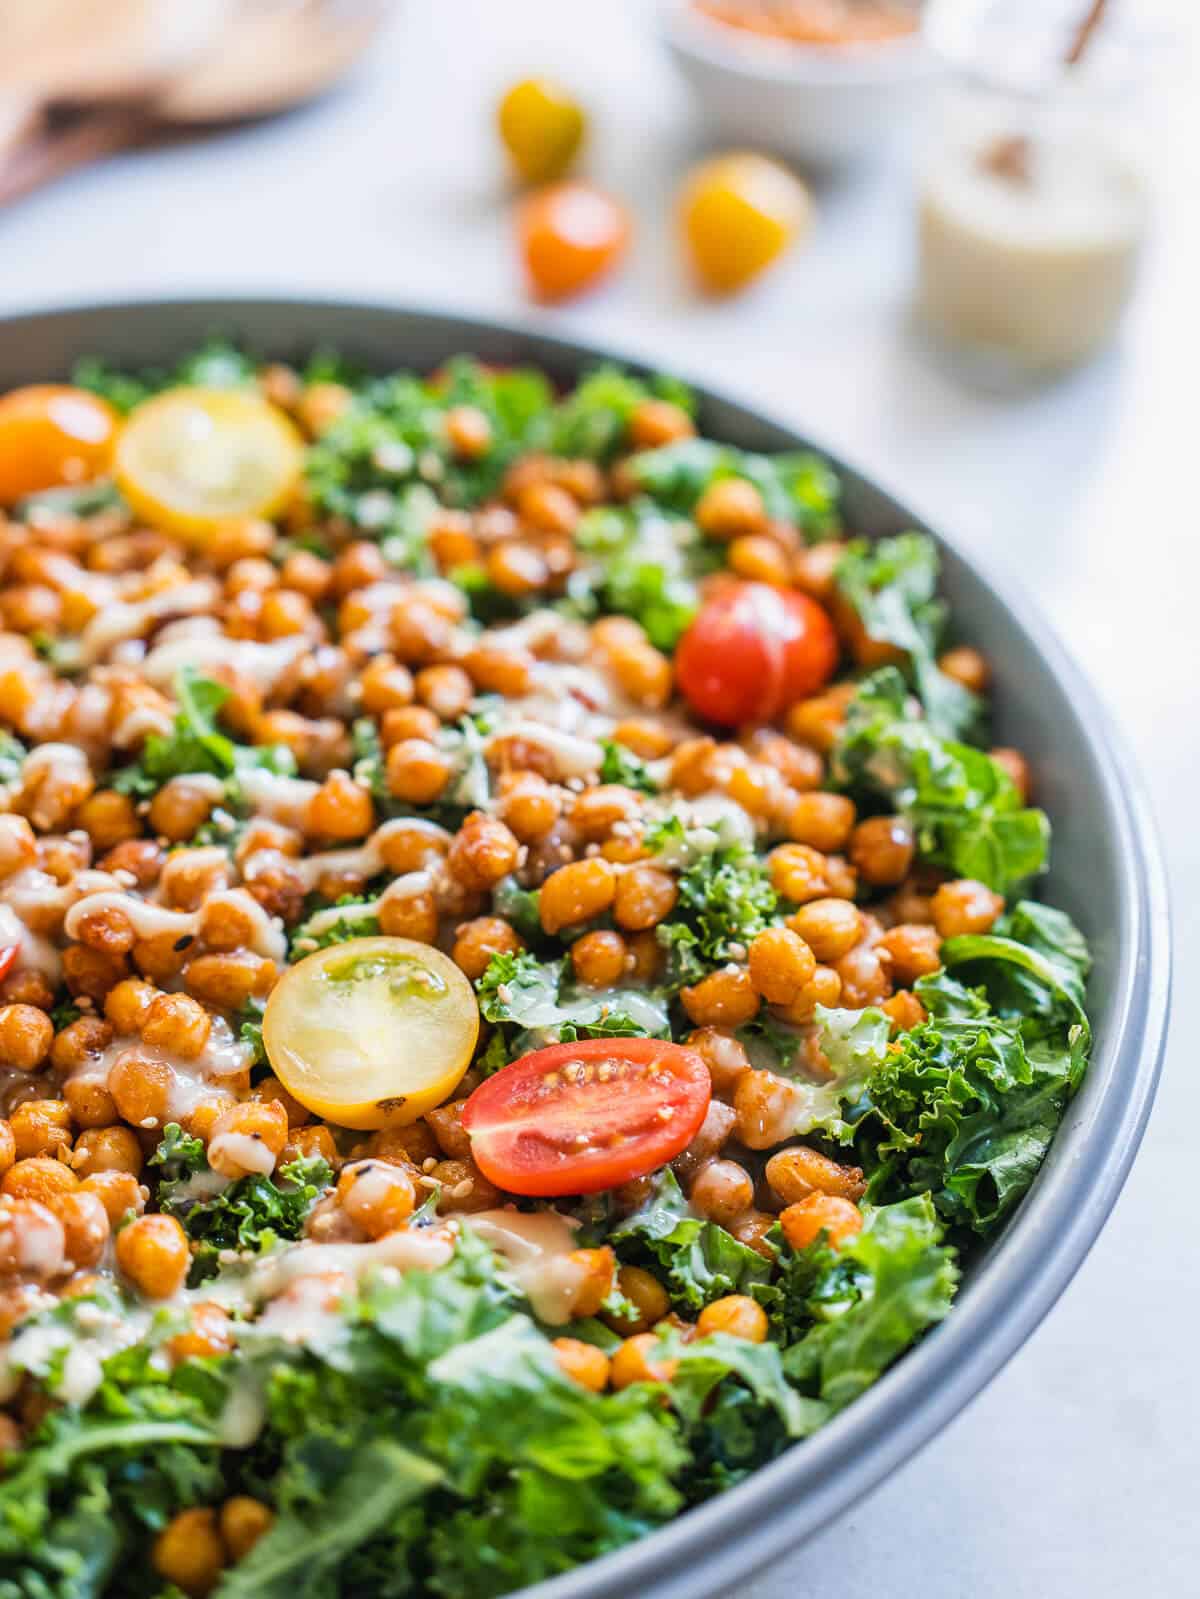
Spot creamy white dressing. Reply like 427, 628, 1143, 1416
466, 1209, 584, 1326
140, 631, 309, 693
77, 579, 220, 666
236, 767, 320, 828
209, 1129, 276, 1176
63, 885, 285, 964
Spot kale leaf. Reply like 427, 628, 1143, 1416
476, 951, 669, 1066
629, 438, 840, 539
655, 845, 777, 988
835, 667, 1050, 895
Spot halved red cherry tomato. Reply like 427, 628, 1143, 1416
460, 1037, 711, 1197
675, 580, 838, 727
0, 384, 118, 506
0, 946, 17, 983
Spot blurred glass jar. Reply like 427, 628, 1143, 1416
915, 0, 1169, 376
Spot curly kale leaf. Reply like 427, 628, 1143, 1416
113, 669, 296, 798
568, 503, 711, 650
835, 667, 1050, 894
655, 845, 777, 988
476, 951, 669, 1067
539, 366, 695, 462
151, 1125, 333, 1284
628, 437, 840, 539
835, 534, 981, 739
781, 1196, 958, 1409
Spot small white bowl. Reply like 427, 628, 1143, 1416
658, 0, 939, 168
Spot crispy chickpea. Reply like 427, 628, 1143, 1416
306, 769, 374, 841
567, 1246, 617, 1318
938, 645, 990, 694
681, 966, 759, 1029
298, 379, 352, 436
747, 926, 817, 1005
377, 875, 439, 943
931, 879, 1005, 939
208, 1100, 289, 1180
108, 1048, 172, 1129
733, 1069, 802, 1150
765, 1146, 865, 1205
442, 403, 493, 461
612, 864, 677, 932
48, 1188, 109, 1268
414, 663, 473, 724
610, 1332, 678, 1389
167, 1301, 234, 1365
990, 746, 1031, 802
849, 816, 914, 887
787, 792, 856, 853
697, 1295, 768, 1343
460, 642, 533, 698
3, 1154, 78, 1206
696, 478, 767, 541
689, 1158, 755, 1226
608, 640, 672, 711
517, 480, 578, 538
496, 771, 560, 841
72, 1124, 143, 1178
833, 940, 893, 1008
152, 1507, 225, 1598
279, 550, 332, 602
772, 964, 844, 1024
281, 1123, 341, 1170
767, 843, 831, 905
785, 688, 851, 753
337, 1159, 416, 1238
73, 788, 139, 852
366, 1121, 438, 1167
0, 1004, 53, 1071
0, 1119, 13, 1177
728, 533, 791, 587
452, 916, 522, 981
62, 942, 129, 1001
359, 656, 415, 714
430, 1155, 502, 1213
780, 1193, 863, 1252
685, 1027, 751, 1097
141, 992, 212, 1060
571, 784, 639, 842
116, 1212, 190, 1298
552, 1337, 611, 1393
879, 923, 942, 986
425, 1100, 473, 1161
539, 857, 616, 935
51, 1013, 113, 1077
628, 398, 694, 449
570, 929, 628, 988
792, 541, 845, 601
446, 812, 520, 891
81, 1169, 144, 1225
99, 837, 164, 888
785, 898, 862, 963
603, 1265, 671, 1336
220, 1496, 276, 1563
882, 989, 927, 1033
184, 953, 277, 1012
0, 1197, 65, 1279
0, 814, 37, 878
9, 1099, 72, 1160
148, 778, 217, 843
385, 738, 454, 805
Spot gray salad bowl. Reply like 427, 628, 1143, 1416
0, 298, 1170, 1599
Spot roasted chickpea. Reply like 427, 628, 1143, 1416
48, 1188, 109, 1268
567, 1246, 617, 1318
446, 812, 520, 890
681, 966, 759, 1029
552, 1336, 611, 1392
878, 923, 942, 986
9, 1099, 73, 1160
0, 1196, 65, 1279
570, 929, 628, 988
207, 1100, 289, 1180
306, 769, 374, 842
539, 858, 616, 935
116, 1212, 190, 1298
81, 1169, 144, 1225
697, 1295, 768, 1342
787, 792, 856, 852
385, 738, 454, 805
785, 898, 862, 962
140, 992, 212, 1060
882, 989, 927, 1032
603, 1264, 671, 1335
990, 746, 1031, 802
610, 1332, 678, 1389
931, 879, 1005, 938
695, 478, 767, 541
747, 926, 817, 1005
337, 1159, 416, 1238
628, 398, 694, 450
938, 645, 990, 694
849, 816, 914, 887
0, 1003, 53, 1071
689, 1159, 755, 1226
765, 1146, 865, 1205
220, 1496, 276, 1562
152, 1507, 225, 1598
167, 1301, 235, 1365
452, 916, 522, 981
780, 1193, 863, 1252
71, 1124, 143, 1178
612, 864, 677, 931
685, 1027, 752, 1097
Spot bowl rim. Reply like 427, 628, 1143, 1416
656, 0, 936, 86
0, 294, 1171, 1599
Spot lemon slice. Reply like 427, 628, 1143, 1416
114, 386, 304, 541
263, 937, 479, 1130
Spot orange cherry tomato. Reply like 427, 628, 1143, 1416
518, 181, 630, 303
676, 580, 838, 727
0, 384, 119, 505
460, 1036, 711, 1196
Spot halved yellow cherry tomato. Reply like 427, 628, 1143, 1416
114, 386, 304, 542
497, 77, 586, 184
263, 937, 479, 1130
679, 152, 812, 295
0, 384, 118, 505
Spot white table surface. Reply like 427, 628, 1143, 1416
1, 3, 1196, 1592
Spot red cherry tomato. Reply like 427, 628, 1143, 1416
0, 946, 17, 983
460, 1036, 712, 1197
675, 580, 838, 727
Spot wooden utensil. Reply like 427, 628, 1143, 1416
0, 0, 391, 210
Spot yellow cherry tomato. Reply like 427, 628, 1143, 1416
0, 384, 119, 506
679, 153, 812, 295
114, 386, 304, 542
262, 936, 479, 1130
497, 77, 586, 184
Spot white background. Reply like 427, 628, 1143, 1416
1, 2, 1197, 1592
